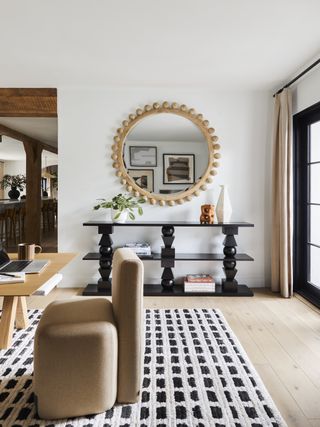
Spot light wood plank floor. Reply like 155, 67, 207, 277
2, 288, 320, 427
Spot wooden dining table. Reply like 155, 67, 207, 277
0, 252, 76, 349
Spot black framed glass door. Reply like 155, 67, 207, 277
294, 101, 320, 307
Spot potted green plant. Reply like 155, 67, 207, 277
94, 193, 145, 223
0, 174, 26, 200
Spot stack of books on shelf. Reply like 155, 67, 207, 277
124, 242, 152, 257
184, 274, 215, 293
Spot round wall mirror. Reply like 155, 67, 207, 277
112, 102, 221, 206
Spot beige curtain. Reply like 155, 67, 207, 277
271, 88, 293, 297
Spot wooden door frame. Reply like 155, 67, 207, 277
293, 100, 320, 308
0, 88, 57, 244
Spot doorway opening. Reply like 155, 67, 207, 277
0, 89, 58, 252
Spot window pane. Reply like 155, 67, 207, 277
310, 163, 320, 204
310, 205, 320, 246
311, 121, 320, 163
310, 246, 320, 288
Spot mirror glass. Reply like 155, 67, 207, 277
123, 113, 209, 195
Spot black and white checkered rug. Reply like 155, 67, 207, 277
0, 308, 287, 427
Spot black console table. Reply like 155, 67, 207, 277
82, 221, 254, 297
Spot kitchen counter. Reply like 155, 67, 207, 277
0, 198, 54, 213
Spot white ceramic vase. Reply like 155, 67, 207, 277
216, 185, 232, 223
111, 209, 128, 223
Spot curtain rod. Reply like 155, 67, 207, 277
273, 57, 320, 97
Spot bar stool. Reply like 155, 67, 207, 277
8, 208, 18, 245
0, 211, 6, 245
14, 206, 24, 243
53, 199, 58, 228
42, 201, 49, 232
48, 200, 56, 230
42, 200, 56, 231
20, 206, 26, 240
0, 208, 14, 247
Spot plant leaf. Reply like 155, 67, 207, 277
93, 193, 146, 214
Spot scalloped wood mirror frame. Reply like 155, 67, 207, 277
111, 102, 221, 206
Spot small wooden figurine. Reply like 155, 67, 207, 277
200, 204, 215, 224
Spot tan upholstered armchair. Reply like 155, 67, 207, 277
33, 248, 144, 420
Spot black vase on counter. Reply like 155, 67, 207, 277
8, 186, 20, 200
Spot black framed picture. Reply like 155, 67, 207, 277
129, 146, 157, 167
159, 189, 179, 194
163, 154, 195, 184
128, 169, 154, 192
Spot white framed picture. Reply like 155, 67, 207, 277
129, 146, 157, 167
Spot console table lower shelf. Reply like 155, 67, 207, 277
83, 283, 253, 297
82, 221, 255, 297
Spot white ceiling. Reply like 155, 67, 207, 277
0, 118, 57, 146
0, 135, 58, 163
0, 1, 320, 90
0, 137, 25, 161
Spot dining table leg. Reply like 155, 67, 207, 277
0, 296, 19, 349
16, 296, 29, 329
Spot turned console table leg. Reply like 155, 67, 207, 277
161, 225, 175, 289
222, 225, 238, 292
98, 224, 114, 292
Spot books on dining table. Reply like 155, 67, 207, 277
184, 274, 215, 293
0, 272, 25, 284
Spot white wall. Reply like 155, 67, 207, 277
58, 88, 272, 288
292, 66, 320, 114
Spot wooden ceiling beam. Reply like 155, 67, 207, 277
0, 123, 57, 154
0, 88, 57, 117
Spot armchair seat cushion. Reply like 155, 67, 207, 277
34, 298, 117, 420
